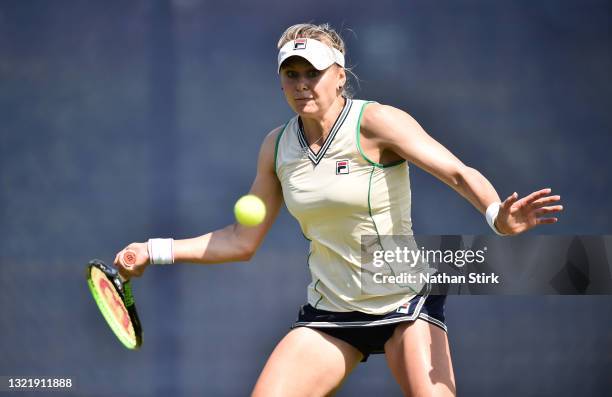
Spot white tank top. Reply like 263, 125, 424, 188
275, 99, 416, 314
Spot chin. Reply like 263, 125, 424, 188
292, 100, 319, 115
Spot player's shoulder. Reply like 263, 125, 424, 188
361, 102, 404, 124
262, 124, 287, 149
258, 124, 288, 167
265, 124, 286, 141
360, 102, 417, 138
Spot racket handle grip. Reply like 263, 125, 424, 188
122, 250, 137, 267
117, 249, 137, 282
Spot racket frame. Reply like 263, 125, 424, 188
86, 259, 143, 349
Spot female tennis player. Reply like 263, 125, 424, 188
114, 23, 563, 396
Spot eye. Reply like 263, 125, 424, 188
285, 70, 298, 78
307, 70, 320, 78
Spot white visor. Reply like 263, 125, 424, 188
277, 38, 345, 73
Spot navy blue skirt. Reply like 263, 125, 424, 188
292, 294, 447, 362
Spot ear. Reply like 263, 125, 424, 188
337, 67, 347, 89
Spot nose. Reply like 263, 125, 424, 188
296, 76, 309, 91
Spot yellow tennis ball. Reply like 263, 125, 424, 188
234, 194, 266, 227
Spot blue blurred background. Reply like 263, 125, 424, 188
1, 0, 611, 395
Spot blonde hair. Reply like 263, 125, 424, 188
277, 23, 358, 97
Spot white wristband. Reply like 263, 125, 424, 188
485, 202, 507, 236
147, 238, 174, 264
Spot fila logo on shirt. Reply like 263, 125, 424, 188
336, 160, 349, 175
293, 38, 307, 50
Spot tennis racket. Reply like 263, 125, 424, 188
86, 251, 143, 349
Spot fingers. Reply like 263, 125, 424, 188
514, 188, 562, 213
533, 205, 563, 227
114, 243, 148, 279
502, 188, 562, 231
113, 249, 132, 279
531, 195, 561, 208
116, 248, 131, 267
536, 217, 558, 225
501, 192, 519, 210
117, 265, 130, 281
522, 188, 553, 205
534, 205, 564, 216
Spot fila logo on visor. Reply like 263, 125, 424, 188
293, 38, 307, 50
336, 160, 349, 175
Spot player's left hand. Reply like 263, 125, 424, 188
495, 188, 563, 235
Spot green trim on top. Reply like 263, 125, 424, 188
274, 121, 290, 174
304, 233, 323, 308
313, 279, 323, 309
302, 237, 323, 309
367, 165, 396, 277
356, 101, 406, 169
367, 166, 382, 239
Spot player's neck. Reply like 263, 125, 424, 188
300, 96, 346, 143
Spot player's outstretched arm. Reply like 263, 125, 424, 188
360, 103, 563, 235
114, 126, 284, 278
